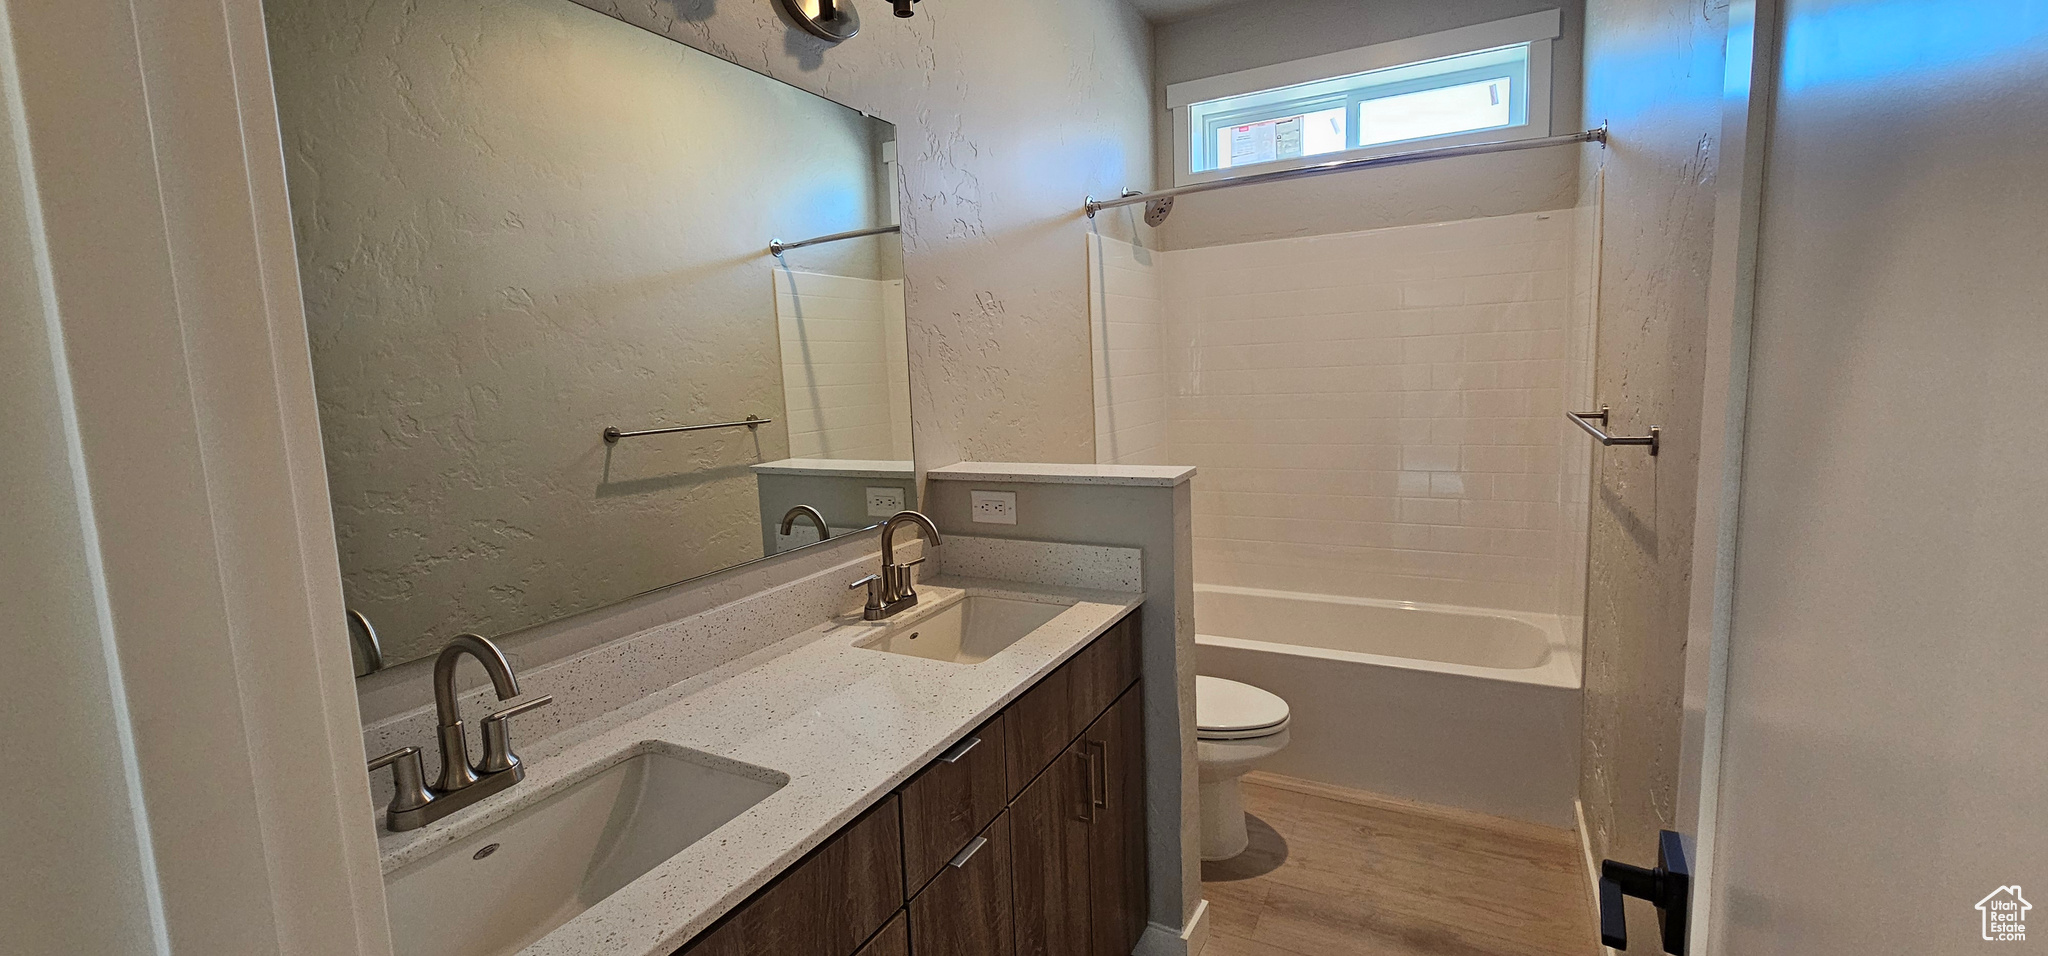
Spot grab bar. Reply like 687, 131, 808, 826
604, 415, 770, 444
1567, 405, 1660, 456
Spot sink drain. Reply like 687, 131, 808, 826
473, 843, 500, 861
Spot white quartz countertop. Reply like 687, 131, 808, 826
375, 576, 1143, 956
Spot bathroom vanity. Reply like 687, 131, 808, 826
369, 568, 1152, 956
682, 607, 1145, 956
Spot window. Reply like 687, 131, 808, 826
1168, 11, 1559, 184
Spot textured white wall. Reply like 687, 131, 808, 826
1574, 0, 1727, 923
564, 0, 1155, 469
269, 0, 1155, 664
268, 0, 915, 665
1151, 0, 1586, 250
1092, 212, 1595, 614
774, 269, 913, 461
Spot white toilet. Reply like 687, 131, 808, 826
1195, 675, 1292, 861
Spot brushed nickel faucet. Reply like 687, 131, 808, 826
850, 510, 942, 621
779, 504, 831, 542
365, 633, 552, 832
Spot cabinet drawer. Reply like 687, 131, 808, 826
680, 796, 903, 956
901, 714, 1008, 895
909, 813, 1014, 956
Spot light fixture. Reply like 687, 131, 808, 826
780, 0, 859, 42
891, 0, 921, 17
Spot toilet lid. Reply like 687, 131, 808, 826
1196, 676, 1290, 739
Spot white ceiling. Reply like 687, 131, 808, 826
1124, 0, 1252, 23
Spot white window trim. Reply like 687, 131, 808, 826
1167, 9, 1561, 187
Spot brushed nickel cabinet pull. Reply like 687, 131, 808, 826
948, 835, 989, 869
938, 735, 981, 764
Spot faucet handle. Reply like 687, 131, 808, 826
478, 695, 553, 775
849, 573, 884, 610
367, 746, 434, 817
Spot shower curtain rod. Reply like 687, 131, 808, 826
1085, 125, 1608, 224
769, 223, 901, 256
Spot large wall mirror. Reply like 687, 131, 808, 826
267, 0, 914, 670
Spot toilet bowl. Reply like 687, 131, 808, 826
1195, 675, 1292, 861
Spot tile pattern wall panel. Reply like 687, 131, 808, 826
775, 270, 913, 461
1154, 212, 1586, 612
1554, 201, 1599, 650
1087, 234, 1167, 466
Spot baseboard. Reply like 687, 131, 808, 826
1246, 770, 1576, 843
1574, 799, 1621, 956
1134, 898, 1210, 956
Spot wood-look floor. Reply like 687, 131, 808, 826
1201, 773, 1600, 956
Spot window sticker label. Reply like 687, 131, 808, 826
1228, 116, 1304, 167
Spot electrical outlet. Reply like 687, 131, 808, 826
866, 486, 905, 518
970, 490, 1017, 525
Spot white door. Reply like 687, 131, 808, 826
1673, 0, 2048, 952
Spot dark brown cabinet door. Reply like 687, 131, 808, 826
1084, 688, 1148, 956
1009, 743, 1093, 956
682, 796, 903, 956
902, 715, 1009, 896
853, 912, 909, 956
1069, 612, 1140, 730
910, 813, 1015, 956
1004, 663, 1073, 800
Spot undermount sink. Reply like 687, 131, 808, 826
383, 748, 785, 956
857, 594, 1069, 664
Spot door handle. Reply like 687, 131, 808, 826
1598, 830, 1692, 953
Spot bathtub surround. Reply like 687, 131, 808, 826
774, 269, 914, 461
1554, 201, 1599, 642
1089, 232, 1169, 466
1094, 212, 1594, 618
1150, 0, 1586, 250
922, 465, 1205, 955
1196, 587, 1579, 826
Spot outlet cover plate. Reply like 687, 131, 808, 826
866, 486, 905, 518
970, 490, 1017, 525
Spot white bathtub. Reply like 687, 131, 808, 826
1196, 584, 1581, 827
